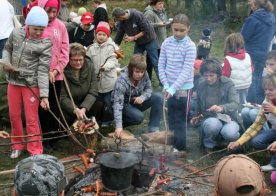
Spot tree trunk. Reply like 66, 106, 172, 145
229, 0, 237, 17
185, 0, 193, 8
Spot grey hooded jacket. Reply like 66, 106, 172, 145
2, 27, 52, 97
111, 67, 152, 128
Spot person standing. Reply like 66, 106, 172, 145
222, 32, 253, 105
144, 0, 170, 81
242, 0, 276, 104
58, 0, 70, 22
0, 0, 15, 58
36, 0, 69, 149
68, 12, 95, 48
112, 7, 160, 83
2, 6, 51, 158
87, 22, 119, 124
92, 0, 108, 28
159, 14, 196, 153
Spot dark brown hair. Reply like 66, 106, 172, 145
150, 0, 165, 6
200, 58, 222, 76
128, 54, 147, 78
224, 33, 245, 55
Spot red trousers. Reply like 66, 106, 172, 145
8, 84, 43, 155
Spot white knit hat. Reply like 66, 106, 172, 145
26, 6, 49, 27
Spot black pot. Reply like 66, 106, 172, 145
98, 152, 139, 192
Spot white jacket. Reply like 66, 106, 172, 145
225, 53, 252, 90
86, 37, 119, 93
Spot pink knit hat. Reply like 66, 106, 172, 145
271, 171, 276, 184
45, 0, 59, 9
96, 21, 110, 37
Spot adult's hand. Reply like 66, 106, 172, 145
190, 115, 203, 126
268, 141, 276, 153
40, 98, 50, 110
227, 141, 240, 151
74, 108, 87, 120
0, 131, 9, 138
207, 105, 223, 113
115, 128, 123, 138
133, 96, 144, 105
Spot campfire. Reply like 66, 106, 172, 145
65, 136, 214, 196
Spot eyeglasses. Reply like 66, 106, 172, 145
70, 58, 84, 63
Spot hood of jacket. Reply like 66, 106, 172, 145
144, 5, 165, 15
251, 8, 275, 27
38, 0, 61, 15
226, 49, 246, 60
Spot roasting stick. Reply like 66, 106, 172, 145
163, 98, 169, 154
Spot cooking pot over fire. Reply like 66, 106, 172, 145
98, 151, 139, 192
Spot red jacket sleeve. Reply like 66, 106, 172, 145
222, 58, 231, 77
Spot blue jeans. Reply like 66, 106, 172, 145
201, 117, 240, 149
250, 128, 276, 167
0, 38, 8, 59
247, 56, 265, 104
168, 95, 189, 151
122, 92, 163, 132
241, 107, 269, 131
134, 40, 160, 82
99, 91, 113, 122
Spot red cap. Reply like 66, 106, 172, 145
81, 12, 94, 25
45, 0, 59, 9
96, 21, 110, 37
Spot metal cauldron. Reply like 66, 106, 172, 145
98, 151, 139, 192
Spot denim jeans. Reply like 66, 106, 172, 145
201, 117, 240, 149
247, 56, 265, 104
134, 40, 160, 82
250, 128, 276, 167
237, 88, 248, 105
122, 92, 163, 132
168, 95, 190, 151
0, 38, 8, 59
99, 92, 113, 122
241, 107, 269, 131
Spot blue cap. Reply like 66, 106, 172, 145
26, 6, 49, 27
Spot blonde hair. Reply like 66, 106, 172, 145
224, 33, 245, 55
263, 73, 276, 89
254, 0, 274, 12
69, 43, 86, 58
172, 14, 190, 26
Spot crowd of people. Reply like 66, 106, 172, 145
1, 0, 276, 195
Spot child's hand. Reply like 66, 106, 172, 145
268, 141, 276, 152
133, 96, 144, 104
262, 102, 275, 113
40, 98, 50, 110
163, 91, 172, 100
227, 141, 240, 151
3, 63, 16, 72
49, 70, 58, 84
264, 67, 274, 75
0, 131, 9, 138
207, 105, 223, 113
114, 128, 123, 138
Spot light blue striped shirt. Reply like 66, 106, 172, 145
158, 35, 196, 95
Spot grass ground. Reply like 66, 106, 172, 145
1, 0, 276, 194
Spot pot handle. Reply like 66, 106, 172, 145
114, 137, 121, 150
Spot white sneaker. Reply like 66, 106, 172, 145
261, 164, 275, 172
10, 150, 22, 159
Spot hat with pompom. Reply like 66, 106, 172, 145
96, 21, 110, 37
